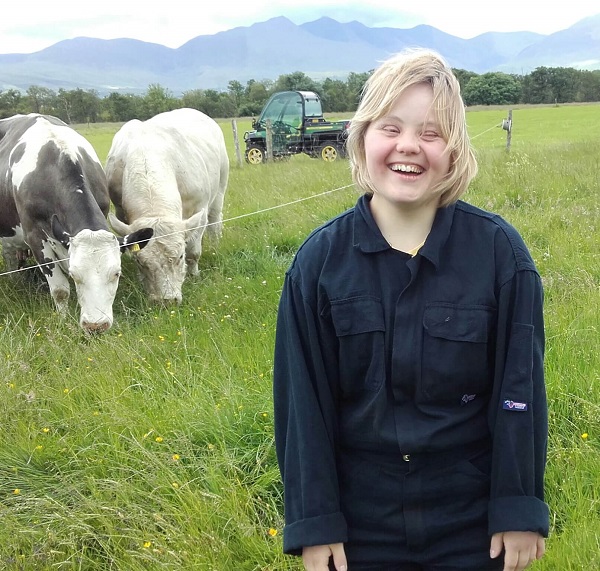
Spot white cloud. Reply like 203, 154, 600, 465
0, 0, 598, 54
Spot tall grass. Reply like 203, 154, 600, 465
1, 105, 598, 569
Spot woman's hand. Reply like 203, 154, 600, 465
302, 543, 348, 571
491, 531, 545, 571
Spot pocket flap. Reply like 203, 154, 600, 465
331, 297, 384, 337
423, 304, 493, 343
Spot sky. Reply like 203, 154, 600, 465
2, 0, 599, 55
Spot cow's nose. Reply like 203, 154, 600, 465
82, 320, 111, 334
150, 294, 182, 305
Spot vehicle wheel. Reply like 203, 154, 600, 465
245, 144, 266, 164
319, 143, 341, 162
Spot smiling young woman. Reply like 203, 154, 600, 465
273, 48, 549, 571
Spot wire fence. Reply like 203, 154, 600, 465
0, 117, 506, 282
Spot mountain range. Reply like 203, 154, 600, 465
1, 14, 599, 96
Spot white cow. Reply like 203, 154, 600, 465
0, 114, 153, 333
105, 108, 229, 303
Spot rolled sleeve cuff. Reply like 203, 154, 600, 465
283, 511, 348, 555
489, 496, 550, 537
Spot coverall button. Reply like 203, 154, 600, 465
402, 454, 410, 462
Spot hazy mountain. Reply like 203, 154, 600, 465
0, 14, 598, 95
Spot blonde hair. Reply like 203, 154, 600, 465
346, 48, 478, 207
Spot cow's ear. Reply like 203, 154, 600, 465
184, 207, 208, 235
108, 212, 131, 237
119, 227, 154, 253
51, 215, 71, 248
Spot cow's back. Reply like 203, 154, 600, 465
107, 109, 228, 221
153, 109, 228, 217
0, 113, 109, 242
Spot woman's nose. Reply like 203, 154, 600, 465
395, 131, 420, 153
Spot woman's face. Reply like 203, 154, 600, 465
364, 82, 451, 213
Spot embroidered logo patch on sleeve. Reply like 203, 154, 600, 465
503, 399, 528, 411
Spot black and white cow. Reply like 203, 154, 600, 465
0, 113, 153, 333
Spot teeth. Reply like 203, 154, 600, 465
390, 164, 422, 173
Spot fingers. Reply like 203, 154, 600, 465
499, 531, 545, 571
503, 549, 533, 571
490, 532, 504, 559
302, 544, 331, 570
330, 542, 348, 571
302, 543, 346, 571
536, 535, 546, 559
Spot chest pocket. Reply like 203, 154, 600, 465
421, 303, 495, 401
330, 297, 385, 394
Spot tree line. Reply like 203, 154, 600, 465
1, 65, 599, 124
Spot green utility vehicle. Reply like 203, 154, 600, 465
243, 90, 351, 164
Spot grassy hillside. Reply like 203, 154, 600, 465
1, 105, 599, 569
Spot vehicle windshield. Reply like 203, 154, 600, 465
260, 93, 303, 126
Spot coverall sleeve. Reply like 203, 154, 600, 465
488, 268, 550, 537
273, 273, 347, 555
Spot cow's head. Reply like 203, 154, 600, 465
108, 211, 206, 304
52, 217, 153, 333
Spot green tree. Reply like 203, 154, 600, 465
547, 67, 580, 103
227, 80, 245, 112
101, 92, 143, 122
273, 71, 318, 92
519, 67, 579, 104
26, 86, 57, 115
239, 80, 271, 116
181, 89, 236, 118
346, 71, 371, 109
452, 68, 478, 93
140, 84, 178, 119
57, 88, 101, 124
180, 89, 204, 111
320, 78, 351, 112
0, 89, 23, 118
463, 72, 521, 105
576, 70, 600, 102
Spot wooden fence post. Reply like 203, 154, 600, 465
265, 119, 273, 162
502, 109, 513, 151
231, 119, 242, 167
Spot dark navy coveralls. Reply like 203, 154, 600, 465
273, 195, 549, 570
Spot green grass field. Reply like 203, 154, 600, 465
1, 104, 599, 569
